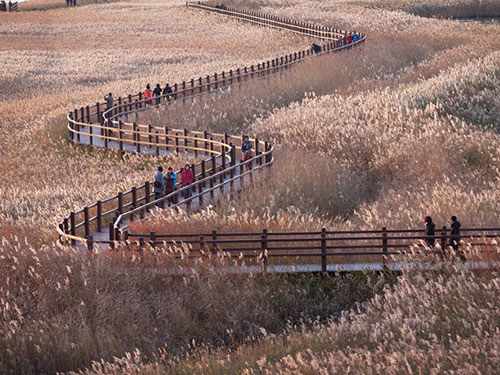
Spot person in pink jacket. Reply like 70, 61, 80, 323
180, 164, 194, 199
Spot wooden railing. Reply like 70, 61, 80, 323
0, 1, 18, 11
58, 2, 366, 248
122, 227, 500, 271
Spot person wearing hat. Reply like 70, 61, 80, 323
424, 216, 435, 248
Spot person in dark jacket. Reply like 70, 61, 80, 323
424, 216, 436, 248
241, 136, 253, 170
104, 93, 114, 111
449, 216, 461, 249
153, 166, 164, 203
450, 216, 465, 260
163, 83, 173, 101
153, 83, 162, 105
164, 166, 177, 206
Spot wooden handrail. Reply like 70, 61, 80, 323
58, 2, 368, 251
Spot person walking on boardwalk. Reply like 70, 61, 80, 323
164, 166, 177, 206
144, 84, 153, 106
104, 93, 114, 111
153, 83, 162, 105
153, 166, 164, 203
163, 83, 173, 101
449, 215, 465, 260
241, 136, 252, 170
180, 164, 194, 200
424, 216, 436, 248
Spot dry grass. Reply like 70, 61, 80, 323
1, 0, 500, 373
0, 0, 307, 230
61, 257, 500, 374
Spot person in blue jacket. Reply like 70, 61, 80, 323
164, 167, 177, 205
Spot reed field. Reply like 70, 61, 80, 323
1, 0, 500, 373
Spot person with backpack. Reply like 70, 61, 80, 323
164, 166, 177, 205
449, 215, 465, 260
153, 83, 162, 105
153, 166, 164, 203
180, 164, 194, 200
241, 136, 253, 170
423, 216, 436, 248
104, 93, 114, 111
163, 83, 173, 101
353, 33, 360, 42
144, 84, 153, 106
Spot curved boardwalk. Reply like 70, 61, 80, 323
57, 2, 499, 271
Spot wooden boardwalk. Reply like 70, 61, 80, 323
55, 3, 500, 274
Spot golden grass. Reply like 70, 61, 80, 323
1, 0, 500, 373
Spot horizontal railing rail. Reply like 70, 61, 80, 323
57, 2, 371, 263
116, 227, 500, 271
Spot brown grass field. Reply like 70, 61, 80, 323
1, 0, 500, 374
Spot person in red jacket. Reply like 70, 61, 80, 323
181, 164, 194, 200
144, 84, 153, 106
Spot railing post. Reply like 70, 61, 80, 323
261, 229, 268, 273
132, 187, 137, 209
220, 149, 226, 185
114, 213, 121, 241
84, 206, 90, 239
382, 227, 388, 263
74, 109, 80, 143
199, 235, 206, 253
109, 222, 114, 249
164, 127, 169, 152
96, 200, 102, 232
68, 113, 74, 142
203, 130, 209, 154
70, 212, 76, 245
321, 228, 327, 272
118, 192, 123, 214
194, 135, 198, 157
148, 124, 153, 147
145, 181, 151, 204
118, 121, 123, 152
150, 232, 156, 248
201, 159, 206, 188
86, 235, 94, 252
133, 122, 140, 153
441, 225, 448, 256
211, 230, 217, 254
155, 130, 160, 156
184, 129, 189, 151
63, 217, 69, 236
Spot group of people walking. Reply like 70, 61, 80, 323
144, 83, 173, 106
103, 83, 173, 113
153, 164, 194, 206
424, 215, 464, 260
